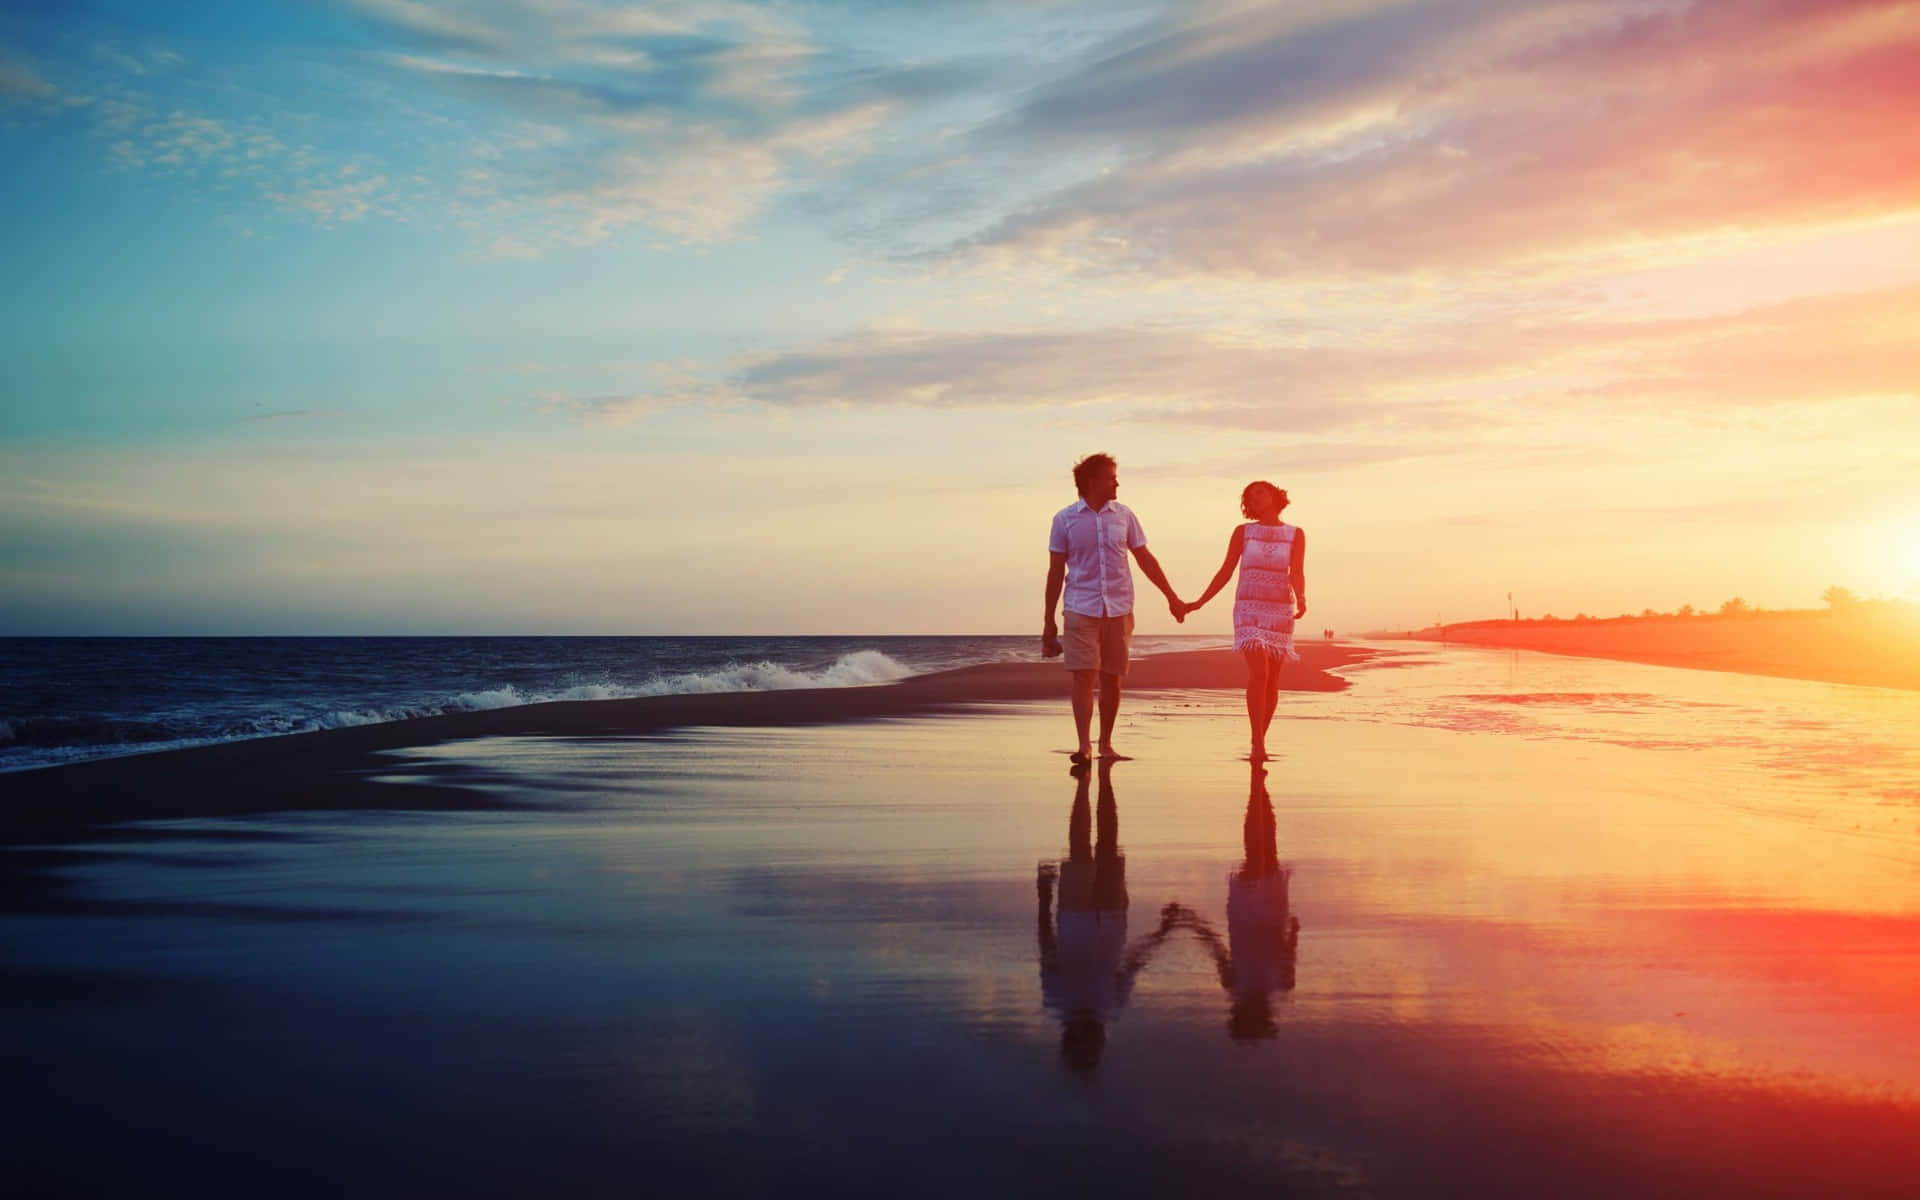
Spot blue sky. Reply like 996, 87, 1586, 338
4, 0, 1919, 633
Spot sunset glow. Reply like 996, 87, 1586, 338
3, 1, 1918, 633
1892, 513, 1920, 589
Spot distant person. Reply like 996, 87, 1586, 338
1042, 453, 1185, 763
1035, 760, 1175, 1073
1175, 481, 1307, 763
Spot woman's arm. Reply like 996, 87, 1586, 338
1291, 527, 1307, 619
1161, 903, 1233, 989
1184, 525, 1245, 614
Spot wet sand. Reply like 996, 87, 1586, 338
5, 645, 1919, 1197
0, 644, 1363, 833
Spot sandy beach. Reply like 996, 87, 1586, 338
1408, 610, 1920, 692
6, 643, 1920, 1197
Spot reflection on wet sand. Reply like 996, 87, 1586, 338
1165, 763, 1301, 1040
1036, 759, 1178, 1072
1035, 761, 1304, 1069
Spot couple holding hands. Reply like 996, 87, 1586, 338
1041, 452, 1307, 765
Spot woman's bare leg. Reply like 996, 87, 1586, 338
1243, 649, 1272, 762
1258, 658, 1284, 753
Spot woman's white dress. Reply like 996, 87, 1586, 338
1233, 522, 1300, 663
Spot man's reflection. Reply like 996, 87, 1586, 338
1036, 759, 1173, 1073
1165, 764, 1301, 1039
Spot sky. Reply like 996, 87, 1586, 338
2, 0, 1918, 635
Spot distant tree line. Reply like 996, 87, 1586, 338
1513, 587, 1913, 624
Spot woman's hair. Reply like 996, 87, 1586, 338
1240, 480, 1289, 519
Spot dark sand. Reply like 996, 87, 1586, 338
1, 644, 1367, 833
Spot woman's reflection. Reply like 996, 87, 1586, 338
1036, 759, 1175, 1073
1165, 763, 1301, 1039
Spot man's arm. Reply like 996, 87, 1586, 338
1037, 862, 1058, 967
1042, 551, 1067, 656
1130, 545, 1184, 622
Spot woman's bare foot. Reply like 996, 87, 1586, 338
1250, 745, 1269, 763
1098, 743, 1133, 761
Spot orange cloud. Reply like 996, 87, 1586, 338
708, 281, 1918, 431
960, 0, 1920, 277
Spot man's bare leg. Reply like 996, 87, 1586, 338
1097, 671, 1131, 760
1070, 669, 1096, 763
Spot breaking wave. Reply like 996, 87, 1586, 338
1, 650, 915, 773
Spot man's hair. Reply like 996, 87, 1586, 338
1072, 453, 1117, 496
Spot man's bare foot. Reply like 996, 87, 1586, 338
1098, 745, 1133, 761
1250, 746, 1269, 763
1070, 748, 1092, 765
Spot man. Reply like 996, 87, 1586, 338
1042, 453, 1183, 762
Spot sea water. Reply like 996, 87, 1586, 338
0, 634, 1222, 772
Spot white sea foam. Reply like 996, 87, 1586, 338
318, 651, 915, 726
0, 651, 920, 773
632, 649, 912, 695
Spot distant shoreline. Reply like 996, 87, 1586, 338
1, 643, 1372, 834
1396, 610, 1920, 692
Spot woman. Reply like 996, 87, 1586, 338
1177, 481, 1307, 762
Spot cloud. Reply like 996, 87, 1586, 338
535, 279, 1919, 437
1555, 283, 1920, 407
265, 168, 390, 223
533, 360, 740, 425
365, 3, 897, 247
718, 322, 1488, 418
92, 42, 186, 77
555, 102, 888, 243
242, 408, 349, 423
49, 72, 402, 228
738, 326, 1319, 411
0, 50, 56, 99
344, 0, 805, 77
481, 233, 542, 259
948, 0, 1920, 278
9, 1, 869, 248
385, 52, 684, 115
107, 110, 239, 168
336, 0, 515, 55
1207, 439, 1468, 475
20, 0, 1920, 275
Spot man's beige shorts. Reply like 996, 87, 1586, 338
1062, 610, 1134, 675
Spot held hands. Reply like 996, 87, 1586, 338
1169, 596, 1187, 623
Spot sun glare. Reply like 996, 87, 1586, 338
1889, 513, 1920, 590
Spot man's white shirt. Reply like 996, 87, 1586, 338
1049, 498, 1148, 618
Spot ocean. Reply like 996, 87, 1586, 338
0, 634, 1223, 773
6, 645, 1919, 1195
